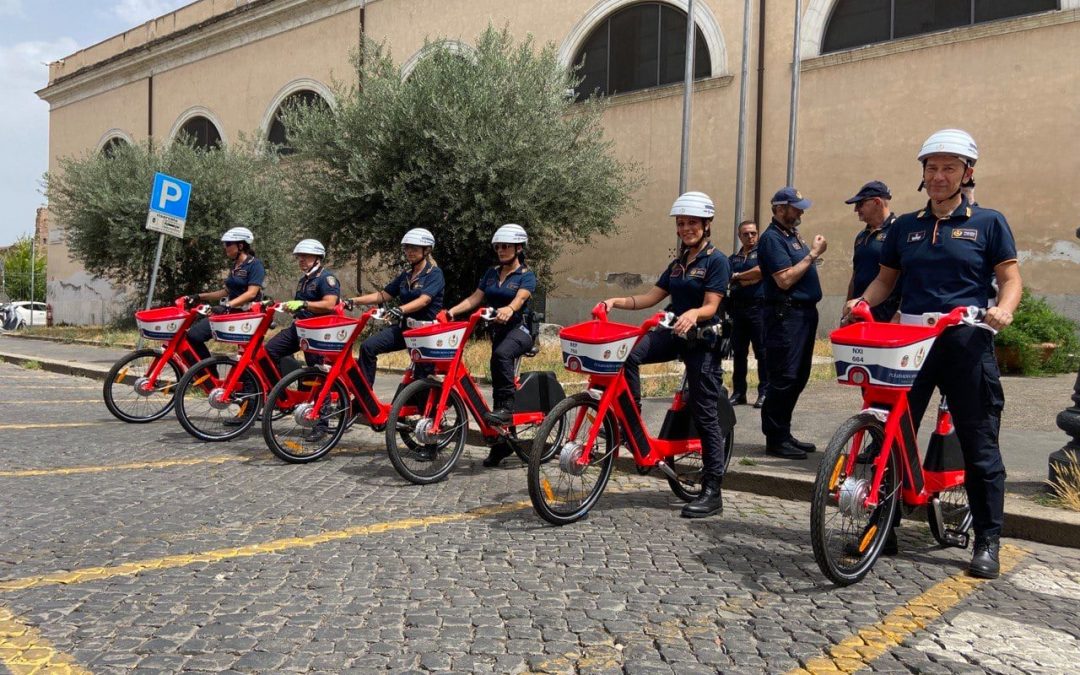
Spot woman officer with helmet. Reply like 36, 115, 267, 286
265, 238, 341, 370
601, 191, 731, 519
846, 129, 1021, 579
443, 223, 537, 467
186, 226, 266, 361
350, 228, 445, 386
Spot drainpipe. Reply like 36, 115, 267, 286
732, 0, 753, 251
752, 0, 766, 225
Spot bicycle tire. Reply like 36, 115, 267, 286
262, 367, 349, 463
385, 379, 468, 485
102, 348, 182, 423
527, 393, 616, 525
174, 356, 262, 442
810, 413, 898, 586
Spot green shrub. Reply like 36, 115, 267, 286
996, 288, 1080, 375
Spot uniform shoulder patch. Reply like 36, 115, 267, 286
326, 275, 338, 287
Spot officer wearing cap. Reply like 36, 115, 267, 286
727, 220, 767, 409
757, 187, 827, 460
845, 181, 901, 323
846, 129, 1021, 579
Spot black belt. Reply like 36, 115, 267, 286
767, 298, 816, 309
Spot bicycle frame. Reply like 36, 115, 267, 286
423, 308, 544, 440
301, 307, 417, 427
129, 298, 209, 392
196, 303, 284, 410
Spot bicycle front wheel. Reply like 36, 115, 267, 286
262, 367, 349, 463
386, 379, 468, 484
103, 349, 181, 423
528, 393, 616, 525
174, 356, 262, 442
810, 413, 898, 586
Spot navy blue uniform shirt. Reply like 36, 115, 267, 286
757, 219, 823, 303
294, 265, 341, 319
384, 260, 445, 321
479, 264, 537, 329
880, 198, 1017, 315
657, 243, 731, 323
851, 214, 902, 316
728, 245, 764, 304
223, 255, 266, 301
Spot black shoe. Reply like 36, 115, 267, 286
969, 535, 1001, 579
883, 528, 899, 556
304, 422, 329, 443
856, 440, 883, 464
765, 442, 807, 460
413, 446, 436, 462
753, 394, 766, 409
681, 475, 723, 518
788, 436, 817, 453
728, 393, 748, 406
482, 442, 515, 468
222, 417, 246, 427
483, 408, 512, 426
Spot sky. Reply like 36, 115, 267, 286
0, 0, 190, 246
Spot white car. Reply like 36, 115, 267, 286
2, 301, 50, 329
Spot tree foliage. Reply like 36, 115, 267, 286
283, 25, 640, 304
1, 236, 46, 301
46, 138, 294, 305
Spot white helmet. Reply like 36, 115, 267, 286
292, 239, 326, 256
491, 223, 528, 245
918, 129, 978, 165
401, 228, 435, 247
220, 227, 254, 244
670, 191, 715, 219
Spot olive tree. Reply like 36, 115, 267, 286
283, 25, 640, 304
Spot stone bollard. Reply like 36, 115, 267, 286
1048, 225, 1080, 484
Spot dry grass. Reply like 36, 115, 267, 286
1047, 451, 1080, 512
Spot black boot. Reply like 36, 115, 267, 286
482, 441, 515, 468
969, 535, 1001, 579
681, 474, 723, 518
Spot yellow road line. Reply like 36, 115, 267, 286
0, 456, 245, 478
0, 604, 90, 674
0, 400, 99, 405
0, 422, 107, 431
1, 386, 98, 390
0, 500, 532, 593
789, 544, 1028, 674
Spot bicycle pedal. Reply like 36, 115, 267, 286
945, 530, 970, 549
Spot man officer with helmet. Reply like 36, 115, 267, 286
757, 187, 827, 460
602, 191, 731, 518
350, 228, 445, 386
186, 226, 266, 361
845, 129, 1021, 579
265, 238, 341, 370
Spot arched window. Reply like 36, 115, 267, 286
100, 136, 129, 158
822, 0, 1059, 54
176, 115, 222, 149
267, 90, 328, 156
573, 2, 711, 101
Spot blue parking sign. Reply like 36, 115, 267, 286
149, 172, 191, 219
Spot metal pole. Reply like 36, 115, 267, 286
29, 231, 35, 327
678, 0, 696, 194
733, 0, 754, 251
786, 0, 802, 185
144, 233, 166, 310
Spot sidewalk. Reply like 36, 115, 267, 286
3, 332, 1078, 548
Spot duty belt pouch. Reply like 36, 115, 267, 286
716, 316, 734, 359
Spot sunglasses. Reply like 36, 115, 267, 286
493, 243, 517, 251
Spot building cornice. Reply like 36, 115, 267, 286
37, 0, 364, 110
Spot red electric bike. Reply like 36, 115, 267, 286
103, 296, 210, 423
810, 301, 988, 585
384, 307, 566, 484
526, 303, 736, 525
261, 304, 425, 463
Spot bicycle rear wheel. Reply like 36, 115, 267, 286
810, 413, 898, 586
262, 367, 349, 463
103, 349, 182, 423
667, 396, 736, 501
174, 356, 261, 442
928, 485, 973, 548
528, 393, 616, 525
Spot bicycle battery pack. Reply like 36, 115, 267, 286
923, 429, 965, 472
513, 371, 566, 414
659, 407, 696, 440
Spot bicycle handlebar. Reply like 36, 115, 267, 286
848, 300, 993, 334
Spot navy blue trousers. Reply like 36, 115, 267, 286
490, 326, 534, 410
359, 325, 432, 387
187, 316, 213, 361
907, 326, 1006, 538
623, 330, 728, 477
761, 304, 818, 446
729, 301, 767, 397
265, 324, 320, 371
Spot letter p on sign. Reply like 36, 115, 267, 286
158, 180, 183, 211
146, 172, 192, 238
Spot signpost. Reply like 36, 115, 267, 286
143, 172, 191, 311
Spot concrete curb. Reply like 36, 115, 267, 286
4, 346, 1078, 550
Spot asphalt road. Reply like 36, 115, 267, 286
1, 362, 1079, 673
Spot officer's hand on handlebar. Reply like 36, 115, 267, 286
183, 295, 199, 309
282, 300, 305, 313
343, 299, 356, 311
210, 304, 230, 315
984, 306, 1013, 331
673, 309, 699, 337
436, 310, 453, 323
387, 307, 404, 324
494, 306, 514, 324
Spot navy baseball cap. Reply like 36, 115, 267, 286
770, 186, 812, 210
844, 180, 892, 204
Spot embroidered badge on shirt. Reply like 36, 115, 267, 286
907, 231, 927, 243
670, 264, 684, 279
875, 232, 886, 241
688, 268, 706, 279
951, 228, 978, 241
327, 276, 338, 287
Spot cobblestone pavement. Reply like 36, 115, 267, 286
2, 362, 1079, 674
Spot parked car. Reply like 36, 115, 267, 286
3, 301, 51, 329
